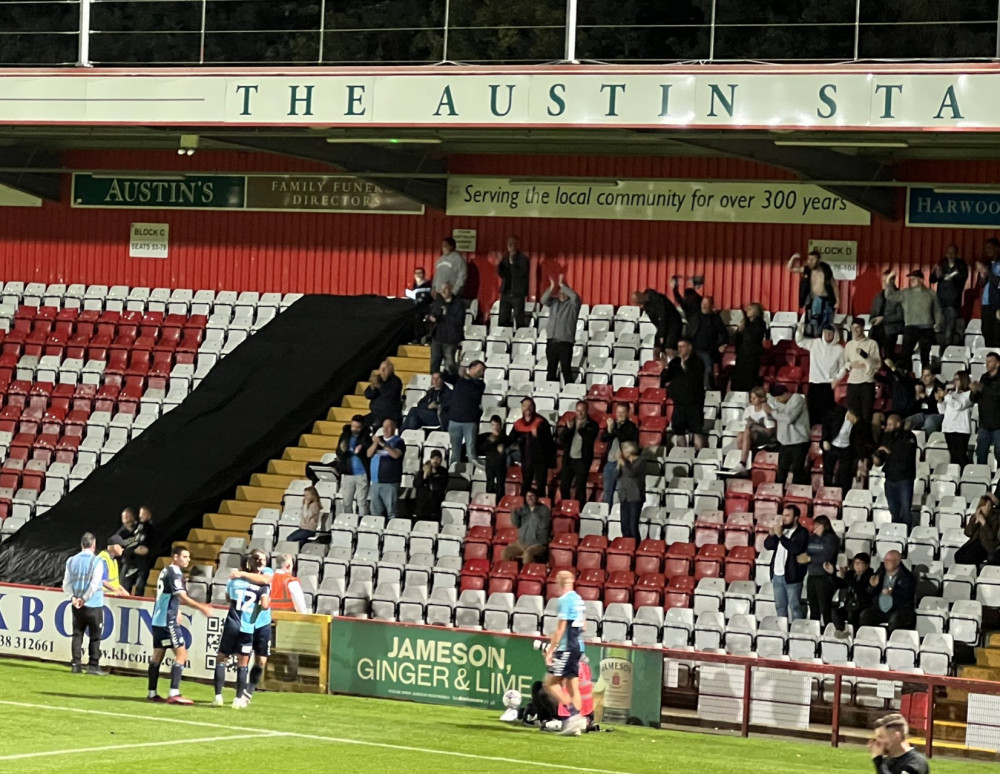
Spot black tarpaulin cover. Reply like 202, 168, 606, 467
0, 294, 414, 586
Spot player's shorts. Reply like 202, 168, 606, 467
252, 624, 272, 657
219, 621, 253, 656
671, 405, 705, 436
547, 649, 581, 679
151, 623, 184, 650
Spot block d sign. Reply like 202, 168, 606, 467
808, 239, 858, 281
130, 222, 169, 259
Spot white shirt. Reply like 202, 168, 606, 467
841, 337, 881, 384
743, 405, 776, 429
794, 327, 846, 383
772, 527, 794, 578
833, 417, 853, 448
939, 390, 973, 434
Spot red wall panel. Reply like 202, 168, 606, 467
0, 150, 997, 317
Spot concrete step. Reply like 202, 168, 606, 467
281, 446, 328, 463
388, 356, 428, 373
183, 541, 222, 562
220, 499, 271, 516
250, 472, 299, 490
188, 527, 245, 545
235, 485, 284, 504
314, 419, 348, 436
986, 631, 1000, 648
958, 664, 1000, 682
326, 407, 358, 424
204, 513, 254, 532
299, 433, 339, 450
355, 381, 370, 395
975, 647, 1000, 668
397, 345, 430, 359
933, 720, 968, 744
267, 458, 308, 477
342, 395, 368, 409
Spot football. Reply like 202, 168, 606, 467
502, 689, 522, 709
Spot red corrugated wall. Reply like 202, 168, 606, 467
0, 150, 997, 317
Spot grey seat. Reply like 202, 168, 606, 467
511, 595, 544, 634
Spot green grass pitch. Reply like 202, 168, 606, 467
0, 659, 982, 773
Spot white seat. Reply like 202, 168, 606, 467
919, 633, 954, 675
852, 625, 887, 668
455, 589, 486, 630
602, 603, 634, 644
884, 629, 920, 671
948, 599, 982, 644
693, 611, 725, 651
724, 613, 757, 655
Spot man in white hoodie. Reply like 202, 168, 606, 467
840, 317, 881, 426
795, 320, 845, 427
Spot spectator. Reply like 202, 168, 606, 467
937, 370, 973, 466
729, 302, 767, 392
600, 402, 640, 505
859, 550, 916, 634
558, 400, 599, 504
63, 532, 107, 675
615, 441, 645, 540
427, 283, 464, 374
799, 515, 839, 627
660, 338, 707, 450
788, 249, 836, 337
763, 505, 809, 622
883, 269, 943, 372
445, 360, 486, 464
971, 351, 1000, 465
955, 496, 1000, 566
512, 397, 555, 495
869, 713, 929, 774
672, 275, 704, 321
433, 236, 467, 296
117, 507, 137, 541
336, 415, 372, 515
364, 359, 403, 430
685, 295, 729, 389
403, 371, 452, 431
286, 486, 322, 549
413, 450, 449, 520
766, 384, 811, 486
541, 274, 581, 384
873, 414, 918, 530
497, 236, 530, 329
877, 359, 919, 421
408, 266, 432, 304
97, 535, 128, 598
478, 415, 510, 498
634, 287, 683, 359
733, 386, 776, 476
829, 552, 875, 637
268, 553, 309, 614
975, 237, 1000, 348
822, 406, 865, 494
931, 244, 969, 347
905, 368, 946, 432
868, 286, 904, 361
841, 316, 880, 426
121, 505, 156, 596
794, 320, 844, 427
367, 418, 405, 518
502, 488, 552, 564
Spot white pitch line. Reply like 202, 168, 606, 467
0, 733, 282, 762
0, 700, 639, 774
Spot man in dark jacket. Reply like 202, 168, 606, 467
685, 296, 729, 389
822, 406, 865, 494
976, 237, 1000, 348
364, 359, 403, 431
600, 402, 640, 506
972, 351, 1000, 465
445, 361, 486, 465
336, 415, 372, 515
763, 504, 810, 622
830, 552, 876, 635
497, 236, 530, 329
558, 400, 599, 503
633, 287, 682, 358
428, 282, 464, 374
859, 550, 916, 634
930, 244, 969, 347
873, 414, 918, 530
672, 275, 703, 321
660, 338, 706, 450
403, 371, 452, 431
869, 288, 904, 361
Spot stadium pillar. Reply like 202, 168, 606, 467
740, 664, 752, 737
77, 0, 92, 67
564, 0, 578, 63
831, 675, 842, 747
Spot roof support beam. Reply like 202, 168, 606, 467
671, 138, 897, 221
201, 136, 447, 211
0, 147, 62, 202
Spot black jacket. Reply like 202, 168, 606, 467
876, 367, 918, 419
365, 374, 403, 426
870, 563, 917, 613
822, 405, 870, 455
685, 311, 729, 355
416, 384, 452, 422
763, 523, 810, 585
558, 416, 599, 467
414, 463, 449, 517
444, 373, 486, 424
600, 418, 639, 448
429, 295, 464, 345
972, 370, 1000, 431
873, 428, 918, 482
498, 252, 530, 298
833, 567, 877, 615
673, 286, 702, 321
870, 291, 904, 331
930, 258, 969, 309
660, 354, 705, 407
336, 425, 373, 476
642, 289, 682, 348
734, 316, 767, 359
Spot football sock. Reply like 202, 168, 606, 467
147, 661, 161, 696
247, 665, 263, 695
236, 666, 248, 699
169, 663, 183, 696
214, 662, 226, 698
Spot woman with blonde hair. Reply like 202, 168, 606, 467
287, 486, 322, 549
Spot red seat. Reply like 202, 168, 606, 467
44, 333, 66, 358
110, 333, 136, 354
87, 332, 113, 361
491, 527, 519, 563
577, 568, 606, 599
605, 537, 636, 573
548, 532, 578, 568
154, 326, 180, 351
49, 383, 75, 412
638, 387, 666, 417
552, 499, 580, 534
19, 406, 43, 435
495, 495, 523, 531
54, 434, 81, 463
164, 313, 187, 329
140, 311, 164, 338
463, 526, 493, 560
694, 544, 727, 580
635, 538, 665, 575
2, 330, 26, 358
516, 562, 547, 597
723, 512, 754, 550
754, 482, 784, 519
0, 458, 23, 490
637, 359, 664, 391
23, 329, 47, 357
76, 309, 100, 337
585, 383, 613, 415
576, 534, 607, 570
604, 570, 635, 605
611, 386, 640, 413
133, 335, 156, 353
751, 450, 779, 488
28, 382, 53, 410
66, 332, 90, 360
664, 575, 695, 610
694, 509, 723, 547
724, 477, 754, 515
459, 558, 490, 593
638, 414, 668, 448
0, 405, 22, 433
814, 486, 843, 520
96, 310, 120, 338
41, 407, 66, 435
545, 566, 576, 599
72, 383, 97, 413
94, 384, 120, 413
6, 381, 30, 409
633, 573, 666, 608
664, 541, 696, 577
488, 560, 519, 595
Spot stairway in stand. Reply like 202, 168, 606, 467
145, 344, 430, 590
